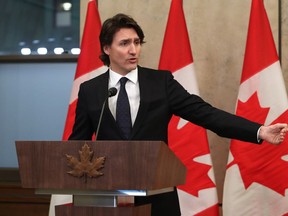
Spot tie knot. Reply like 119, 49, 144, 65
119, 77, 129, 86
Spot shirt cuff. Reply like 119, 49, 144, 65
257, 126, 263, 143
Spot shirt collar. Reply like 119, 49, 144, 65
109, 67, 138, 86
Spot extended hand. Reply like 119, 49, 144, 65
259, 123, 288, 144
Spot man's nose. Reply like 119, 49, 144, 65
129, 44, 136, 54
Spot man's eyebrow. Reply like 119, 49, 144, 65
119, 38, 140, 43
120, 38, 132, 42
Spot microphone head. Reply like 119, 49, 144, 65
108, 87, 117, 97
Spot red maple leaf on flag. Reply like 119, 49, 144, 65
236, 92, 270, 123
168, 116, 216, 196
228, 92, 288, 195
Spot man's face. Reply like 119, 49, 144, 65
104, 28, 141, 75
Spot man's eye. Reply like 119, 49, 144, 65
120, 41, 128, 46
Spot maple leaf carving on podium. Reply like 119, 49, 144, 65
66, 143, 105, 182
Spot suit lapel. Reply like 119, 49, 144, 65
96, 71, 109, 102
131, 67, 151, 138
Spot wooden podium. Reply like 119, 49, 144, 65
16, 141, 186, 216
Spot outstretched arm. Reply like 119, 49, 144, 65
259, 123, 288, 144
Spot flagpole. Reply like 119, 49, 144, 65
278, 0, 282, 64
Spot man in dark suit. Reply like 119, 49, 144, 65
69, 13, 288, 216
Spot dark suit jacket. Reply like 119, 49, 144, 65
69, 65, 261, 215
70, 65, 261, 143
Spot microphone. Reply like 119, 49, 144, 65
108, 87, 117, 97
95, 87, 118, 140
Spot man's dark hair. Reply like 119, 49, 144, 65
99, 13, 145, 66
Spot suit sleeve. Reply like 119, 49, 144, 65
165, 72, 262, 143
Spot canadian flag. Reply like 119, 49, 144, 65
62, 0, 107, 140
49, 1, 107, 215
158, 0, 219, 215
223, 0, 288, 215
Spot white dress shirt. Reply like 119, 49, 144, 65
108, 68, 140, 126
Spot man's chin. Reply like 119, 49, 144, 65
128, 65, 137, 71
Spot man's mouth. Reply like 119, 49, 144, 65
128, 58, 137, 63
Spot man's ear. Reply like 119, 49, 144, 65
103, 45, 110, 55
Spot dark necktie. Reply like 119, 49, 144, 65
116, 77, 132, 139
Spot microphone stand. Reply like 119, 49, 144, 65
95, 87, 117, 140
